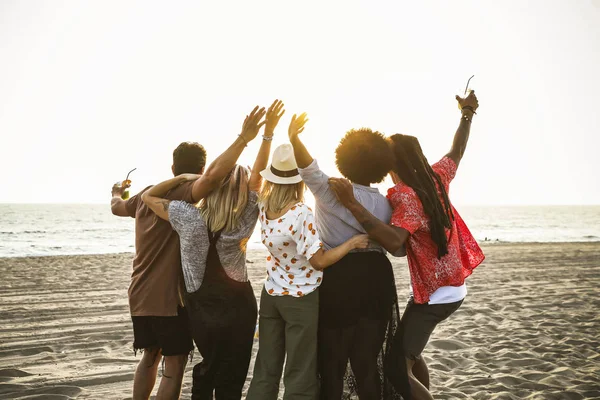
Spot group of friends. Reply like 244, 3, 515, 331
111, 92, 484, 400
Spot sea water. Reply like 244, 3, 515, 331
1, 204, 599, 257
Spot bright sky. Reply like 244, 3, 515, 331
1, 1, 599, 205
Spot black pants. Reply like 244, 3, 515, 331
186, 280, 257, 400
401, 297, 463, 360
318, 252, 397, 400
319, 317, 388, 400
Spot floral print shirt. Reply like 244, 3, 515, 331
259, 202, 324, 297
387, 157, 485, 304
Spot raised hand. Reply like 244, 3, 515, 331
111, 182, 130, 197
264, 100, 285, 138
456, 90, 479, 113
328, 177, 357, 209
240, 106, 267, 143
288, 112, 308, 141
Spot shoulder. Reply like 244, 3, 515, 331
169, 200, 201, 219
139, 185, 153, 194
133, 185, 154, 201
290, 202, 313, 216
387, 183, 422, 214
166, 180, 197, 202
432, 157, 457, 178
387, 182, 415, 203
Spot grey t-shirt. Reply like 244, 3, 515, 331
169, 191, 259, 293
298, 159, 392, 252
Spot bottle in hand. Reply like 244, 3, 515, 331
115, 168, 136, 200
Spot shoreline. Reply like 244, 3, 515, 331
2, 240, 600, 260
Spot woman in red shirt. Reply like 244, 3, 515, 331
330, 91, 484, 400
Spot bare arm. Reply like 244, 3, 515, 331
111, 197, 130, 217
329, 178, 410, 254
447, 91, 479, 167
288, 113, 312, 168
309, 235, 369, 270
249, 100, 285, 192
191, 105, 267, 202
141, 174, 198, 221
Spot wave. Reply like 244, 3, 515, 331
1, 230, 47, 235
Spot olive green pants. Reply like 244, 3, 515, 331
246, 287, 319, 400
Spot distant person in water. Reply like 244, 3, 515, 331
289, 117, 407, 398
142, 102, 279, 400
111, 141, 206, 400
329, 91, 485, 400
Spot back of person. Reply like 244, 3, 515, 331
126, 181, 195, 317
387, 156, 484, 304
299, 159, 392, 251
142, 102, 277, 400
289, 122, 402, 399
259, 201, 324, 296
168, 191, 259, 292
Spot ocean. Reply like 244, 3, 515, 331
1, 204, 599, 258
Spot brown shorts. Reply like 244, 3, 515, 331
400, 297, 463, 360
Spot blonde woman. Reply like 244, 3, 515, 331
246, 114, 369, 400
142, 101, 285, 400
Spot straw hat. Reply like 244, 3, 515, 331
260, 144, 303, 185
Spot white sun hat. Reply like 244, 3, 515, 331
260, 144, 303, 185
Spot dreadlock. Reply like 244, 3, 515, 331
389, 134, 454, 258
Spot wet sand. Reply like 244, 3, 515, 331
1, 242, 599, 399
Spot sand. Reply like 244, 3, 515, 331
1, 242, 599, 399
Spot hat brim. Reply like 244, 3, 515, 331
260, 168, 303, 185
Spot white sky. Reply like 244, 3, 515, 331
0, 0, 599, 205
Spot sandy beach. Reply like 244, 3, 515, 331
1, 242, 599, 399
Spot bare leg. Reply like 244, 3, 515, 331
405, 358, 433, 400
156, 354, 188, 400
133, 347, 162, 400
412, 356, 430, 389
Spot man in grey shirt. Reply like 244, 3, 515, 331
289, 115, 402, 399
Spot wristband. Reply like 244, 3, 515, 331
461, 106, 477, 114
238, 134, 249, 147
262, 135, 273, 141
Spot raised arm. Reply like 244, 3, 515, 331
141, 174, 199, 220
329, 178, 409, 255
447, 91, 479, 167
288, 113, 312, 168
249, 100, 285, 192
190, 105, 267, 202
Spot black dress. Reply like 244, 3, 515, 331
184, 230, 258, 400
318, 250, 411, 400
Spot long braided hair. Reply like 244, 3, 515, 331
389, 134, 454, 258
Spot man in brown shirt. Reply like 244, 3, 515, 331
111, 142, 206, 400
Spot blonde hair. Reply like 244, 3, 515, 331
199, 165, 249, 233
259, 180, 305, 214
